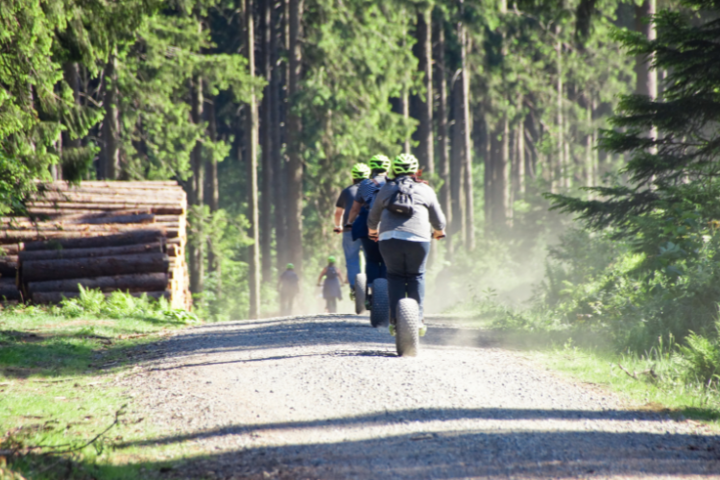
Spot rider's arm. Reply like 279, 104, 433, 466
427, 188, 448, 237
346, 200, 363, 225
334, 207, 344, 231
317, 267, 327, 285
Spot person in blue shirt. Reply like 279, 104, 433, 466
333, 163, 370, 297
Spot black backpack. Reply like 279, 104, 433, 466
386, 177, 415, 216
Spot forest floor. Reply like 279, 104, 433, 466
110, 314, 720, 479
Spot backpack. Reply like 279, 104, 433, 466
326, 266, 338, 280
386, 177, 415, 216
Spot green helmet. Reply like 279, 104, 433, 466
328, 256, 336, 264
392, 153, 419, 176
286, 263, 294, 270
351, 163, 371, 180
368, 154, 391, 172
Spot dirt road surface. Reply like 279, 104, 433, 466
121, 314, 720, 479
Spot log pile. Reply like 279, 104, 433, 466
0, 181, 189, 308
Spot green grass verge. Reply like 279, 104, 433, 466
0, 293, 207, 479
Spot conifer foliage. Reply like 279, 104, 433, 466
0, 0, 675, 318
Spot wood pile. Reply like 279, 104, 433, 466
0, 181, 190, 309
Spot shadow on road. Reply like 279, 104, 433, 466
111, 413, 720, 479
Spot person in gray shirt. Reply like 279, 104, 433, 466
367, 153, 446, 336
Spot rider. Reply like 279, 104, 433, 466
277, 263, 300, 316
333, 163, 371, 297
367, 153, 446, 336
317, 256, 344, 313
346, 154, 391, 297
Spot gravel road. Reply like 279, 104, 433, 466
121, 314, 720, 479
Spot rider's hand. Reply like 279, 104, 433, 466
333, 226, 342, 234
368, 229, 379, 242
433, 229, 446, 240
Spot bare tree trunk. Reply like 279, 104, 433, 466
483, 114, 493, 232
286, 0, 304, 274
274, 0, 287, 272
58, 62, 82, 181
516, 106, 525, 197
555, 32, 564, 191
100, 51, 120, 180
246, 0, 261, 318
459, 22, 474, 250
450, 74, 464, 242
636, 0, 657, 148
260, 0, 273, 284
205, 96, 221, 293
435, 18, 452, 255
585, 96, 593, 188
189, 75, 204, 295
501, 114, 510, 224
416, 7, 434, 175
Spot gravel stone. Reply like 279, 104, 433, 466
119, 314, 720, 479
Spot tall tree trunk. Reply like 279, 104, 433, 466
435, 16, 451, 255
58, 62, 82, 181
205, 96, 220, 293
450, 74, 464, 241
100, 51, 120, 180
458, 18, 474, 250
635, 0, 657, 147
635, 0, 657, 98
501, 114, 510, 224
416, 7, 434, 175
247, 0, 261, 318
555, 32, 564, 191
286, 0, 304, 274
483, 113, 493, 232
489, 119, 506, 230
189, 75, 204, 295
260, 0, 273, 284
274, 0, 287, 272
585, 96, 593, 188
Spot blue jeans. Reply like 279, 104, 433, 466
342, 231, 362, 287
361, 236, 387, 287
379, 239, 431, 322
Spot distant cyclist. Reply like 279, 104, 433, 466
278, 263, 300, 316
317, 256, 344, 313
346, 154, 391, 291
367, 153, 446, 336
333, 163, 371, 297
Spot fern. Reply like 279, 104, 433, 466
675, 331, 720, 387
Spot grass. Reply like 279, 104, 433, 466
459, 302, 720, 428
533, 340, 720, 426
0, 292, 204, 479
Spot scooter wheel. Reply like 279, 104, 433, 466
370, 278, 389, 328
396, 298, 420, 357
354, 273, 366, 315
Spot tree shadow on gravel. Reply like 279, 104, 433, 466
118, 407, 703, 451
110, 422, 720, 479
147, 316, 497, 364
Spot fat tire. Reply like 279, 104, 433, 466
396, 298, 420, 357
354, 273, 366, 314
370, 278, 389, 328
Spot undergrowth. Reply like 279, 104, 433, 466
0, 289, 201, 479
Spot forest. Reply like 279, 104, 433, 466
3, 0, 720, 367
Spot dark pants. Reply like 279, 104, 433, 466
379, 239, 430, 323
361, 236, 387, 286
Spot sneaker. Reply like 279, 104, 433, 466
418, 322, 427, 337
389, 324, 396, 337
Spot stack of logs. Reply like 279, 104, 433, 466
0, 181, 190, 309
